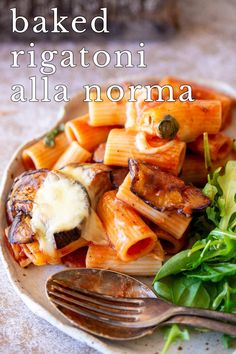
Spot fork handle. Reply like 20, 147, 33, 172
176, 306, 236, 325
163, 315, 236, 336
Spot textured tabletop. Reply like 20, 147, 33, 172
0, 1, 236, 353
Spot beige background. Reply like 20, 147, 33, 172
0, 1, 236, 353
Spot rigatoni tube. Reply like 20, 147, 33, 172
22, 133, 68, 170
139, 100, 222, 142
53, 141, 92, 169
188, 133, 233, 161
65, 114, 111, 152
151, 226, 187, 255
104, 129, 186, 175
97, 190, 156, 262
117, 174, 191, 239
89, 92, 127, 126
159, 76, 233, 127
86, 244, 163, 276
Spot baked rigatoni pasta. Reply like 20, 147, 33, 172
86, 243, 163, 276
125, 100, 138, 131
65, 114, 111, 152
22, 133, 69, 169
53, 141, 92, 169
104, 129, 186, 175
64, 113, 88, 142
88, 91, 127, 126
6, 220, 89, 267
152, 226, 187, 255
117, 174, 191, 239
20, 238, 89, 266
181, 151, 236, 187
159, 76, 233, 127
180, 154, 208, 186
125, 87, 145, 131
139, 100, 222, 142
188, 133, 233, 161
21, 241, 52, 266
97, 190, 157, 261
5, 229, 32, 267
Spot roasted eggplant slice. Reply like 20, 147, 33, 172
54, 227, 82, 249
6, 165, 110, 265
62, 246, 88, 268
8, 212, 35, 244
60, 163, 112, 208
129, 159, 210, 216
111, 167, 129, 188
6, 169, 49, 222
7, 166, 109, 255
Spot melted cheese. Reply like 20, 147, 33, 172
61, 164, 110, 208
31, 172, 89, 257
61, 165, 94, 202
135, 131, 175, 154
82, 209, 108, 246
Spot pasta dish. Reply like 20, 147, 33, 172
5, 76, 235, 275
4, 75, 236, 350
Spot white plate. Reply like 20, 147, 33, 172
1, 78, 236, 354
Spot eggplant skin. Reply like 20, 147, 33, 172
54, 228, 81, 249
8, 212, 35, 244
111, 167, 129, 188
60, 163, 113, 208
129, 159, 210, 216
8, 211, 82, 248
6, 169, 49, 223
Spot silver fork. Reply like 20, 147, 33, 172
47, 279, 236, 336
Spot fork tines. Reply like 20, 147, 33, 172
48, 279, 144, 327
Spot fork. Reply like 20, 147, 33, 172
47, 279, 236, 336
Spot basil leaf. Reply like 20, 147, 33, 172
44, 123, 65, 148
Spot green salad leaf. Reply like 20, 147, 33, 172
203, 132, 212, 171
154, 276, 212, 308
153, 161, 236, 348
222, 334, 236, 349
154, 250, 202, 281
203, 161, 236, 231
186, 262, 236, 282
217, 161, 236, 231
161, 324, 189, 354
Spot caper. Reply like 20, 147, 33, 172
158, 115, 179, 140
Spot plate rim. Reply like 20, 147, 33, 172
1, 76, 236, 354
